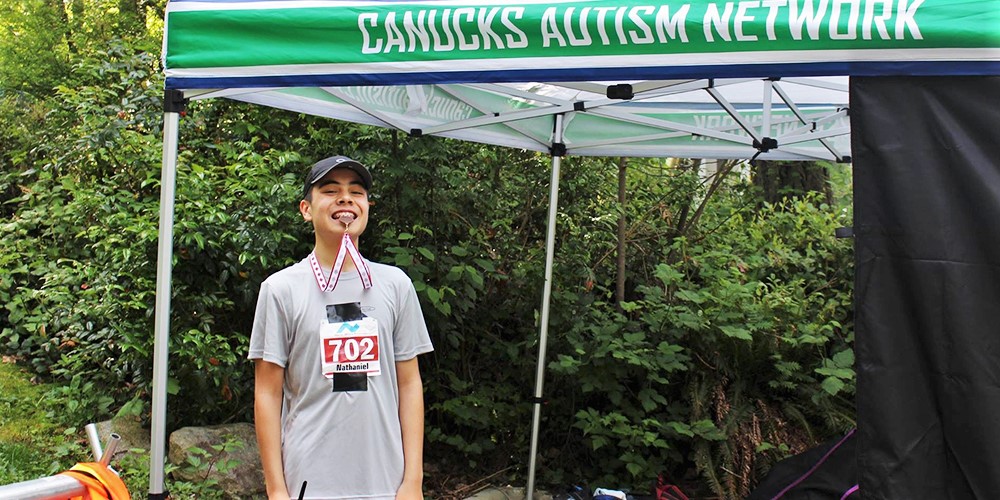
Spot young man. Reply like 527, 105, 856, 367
249, 155, 434, 500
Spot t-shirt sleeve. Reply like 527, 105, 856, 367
393, 273, 434, 361
247, 279, 290, 367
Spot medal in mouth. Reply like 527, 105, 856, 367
310, 210, 372, 292
335, 212, 356, 225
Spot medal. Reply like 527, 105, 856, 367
309, 216, 372, 291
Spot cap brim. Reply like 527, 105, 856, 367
304, 156, 373, 198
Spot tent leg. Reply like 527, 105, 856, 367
527, 115, 564, 500
149, 110, 180, 499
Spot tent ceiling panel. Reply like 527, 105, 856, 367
193, 78, 849, 160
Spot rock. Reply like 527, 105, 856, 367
94, 414, 149, 463
168, 423, 264, 499
465, 486, 553, 500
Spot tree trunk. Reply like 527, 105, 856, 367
118, 0, 145, 37
751, 160, 833, 205
46, 0, 76, 55
68, 0, 85, 53
616, 157, 627, 304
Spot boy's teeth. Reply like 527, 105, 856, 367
336, 213, 356, 223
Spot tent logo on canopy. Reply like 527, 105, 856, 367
358, 1, 925, 55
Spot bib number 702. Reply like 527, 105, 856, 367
325, 335, 378, 363
319, 318, 381, 376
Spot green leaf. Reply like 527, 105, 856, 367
467, 269, 484, 288
591, 436, 609, 450
473, 258, 495, 272
665, 421, 694, 438
674, 289, 705, 304
832, 348, 855, 367
654, 264, 684, 284
675, 312, 703, 330
623, 331, 645, 343
436, 301, 452, 316
416, 247, 435, 261
626, 462, 643, 476
167, 378, 180, 395
756, 442, 776, 452
816, 367, 854, 380
619, 301, 640, 313
821, 376, 846, 395
719, 325, 752, 340
690, 420, 726, 440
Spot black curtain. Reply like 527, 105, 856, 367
852, 76, 1000, 499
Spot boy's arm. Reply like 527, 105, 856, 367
395, 357, 425, 500
254, 359, 291, 500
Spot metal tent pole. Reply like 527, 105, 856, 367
149, 90, 186, 499
526, 114, 565, 500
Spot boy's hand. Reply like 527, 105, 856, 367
395, 480, 423, 500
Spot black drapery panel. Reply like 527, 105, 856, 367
746, 429, 857, 499
851, 76, 1000, 499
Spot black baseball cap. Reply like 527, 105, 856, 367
302, 155, 373, 198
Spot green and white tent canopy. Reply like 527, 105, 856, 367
162, 0, 997, 161
153, 1, 1000, 497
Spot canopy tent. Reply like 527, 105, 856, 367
156, 1, 1000, 498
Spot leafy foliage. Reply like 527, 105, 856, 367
0, 8, 856, 499
538, 164, 854, 497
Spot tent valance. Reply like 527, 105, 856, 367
164, 0, 1000, 89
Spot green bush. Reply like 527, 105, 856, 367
544, 187, 853, 496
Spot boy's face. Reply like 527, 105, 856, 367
299, 168, 370, 240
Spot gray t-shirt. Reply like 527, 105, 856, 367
248, 257, 433, 499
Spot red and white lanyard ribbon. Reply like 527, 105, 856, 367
309, 231, 373, 292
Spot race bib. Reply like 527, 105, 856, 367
319, 317, 381, 377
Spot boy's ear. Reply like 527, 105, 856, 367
299, 199, 313, 221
